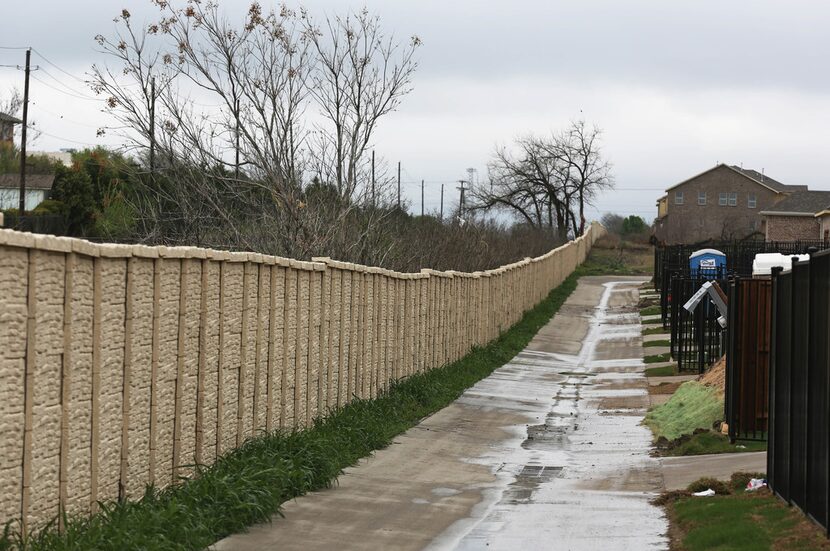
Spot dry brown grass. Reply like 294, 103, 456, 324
699, 356, 726, 393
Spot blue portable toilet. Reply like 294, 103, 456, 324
689, 248, 726, 279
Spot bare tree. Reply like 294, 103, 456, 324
601, 212, 625, 235
91, 1, 419, 258
471, 121, 613, 238
560, 120, 613, 236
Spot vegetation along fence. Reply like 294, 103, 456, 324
768, 251, 830, 534
0, 223, 603, 531
725, 277, 771, 442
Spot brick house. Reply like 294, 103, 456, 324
653, 164, 807, 244
760, 191, 830, 241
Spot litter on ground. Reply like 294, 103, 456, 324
746, 478, 768, 492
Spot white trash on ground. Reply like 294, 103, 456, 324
746, 478, 768, 492
692, 488, 716, 497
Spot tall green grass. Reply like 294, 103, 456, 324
1, 269, 584, 551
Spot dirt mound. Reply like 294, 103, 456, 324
699, 355, 725, 393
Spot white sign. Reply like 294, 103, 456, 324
699, 258, 717, 269
683, 282, 711, 312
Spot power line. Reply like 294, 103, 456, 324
27, 124, 100, 147
31, 48, 87, 84
30, 74, 101, 102
37, 67, 96, 99
0, 46, 30, 50
29, 101, 104, 129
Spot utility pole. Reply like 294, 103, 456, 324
439, 183, 444, 220
371, 150, 375, 207
149, 76, 156, 175
18, 48, 31, 216
457, 179, 467, 218
234, 97, 240, 180
397, 161, 401, 210
420, 179, 424, 217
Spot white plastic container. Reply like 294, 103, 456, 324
752, 253, 809, 276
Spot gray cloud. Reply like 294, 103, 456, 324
2, 0, 830, 221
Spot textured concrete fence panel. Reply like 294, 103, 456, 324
0, 223, 603, 530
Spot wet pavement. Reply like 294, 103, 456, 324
213, 276, 669, 551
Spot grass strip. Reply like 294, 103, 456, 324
640, 305, 661, 316
658, 431, 766, 457
645, 365, 677, 377
644, 352, 671, 363
642, 326, 668, 336
661, 474, 830, 551
643, 339, 670, 348
1, 267, 585, 551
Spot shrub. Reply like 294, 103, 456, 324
31, 199, 65, 216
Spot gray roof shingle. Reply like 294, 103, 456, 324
762, 190, 830, 215
0, 113, 22, 124
0, 174, 55, 190
729, 165, 808, 193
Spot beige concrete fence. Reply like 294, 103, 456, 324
0, 223, 603, 531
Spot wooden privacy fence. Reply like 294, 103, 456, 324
0, 223, 602, 531
725, 277, 771, 441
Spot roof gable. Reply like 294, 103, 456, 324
665, 163, 799, 195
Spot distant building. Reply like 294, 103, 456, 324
653, 164, 808, 244
0, 174, 54, 210
760, 190, 830, 242
0, 113, 22, 145
30, 149, 74, 167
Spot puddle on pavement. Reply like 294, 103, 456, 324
505, 465, 564, 504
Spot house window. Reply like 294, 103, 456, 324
719, 192, 728, 206
747, 194, 757, 208
675, 191, 684, 205
698, 191, 706, 205
728, 192, 737, 206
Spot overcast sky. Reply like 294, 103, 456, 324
2, 0, 830, 221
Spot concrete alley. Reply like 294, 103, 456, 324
214, 276, 668, 551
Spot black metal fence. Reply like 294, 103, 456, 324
668, 273, 727, 374
725, 277, 771, 441
768, 251, 830, 534
2, 213, 67, 235
654, 240, 829, 330
654, 240, 828, 289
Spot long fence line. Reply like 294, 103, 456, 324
0, 223, 602, 531
768, 250, 830, 534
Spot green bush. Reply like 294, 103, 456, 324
31, 199, 65, 216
